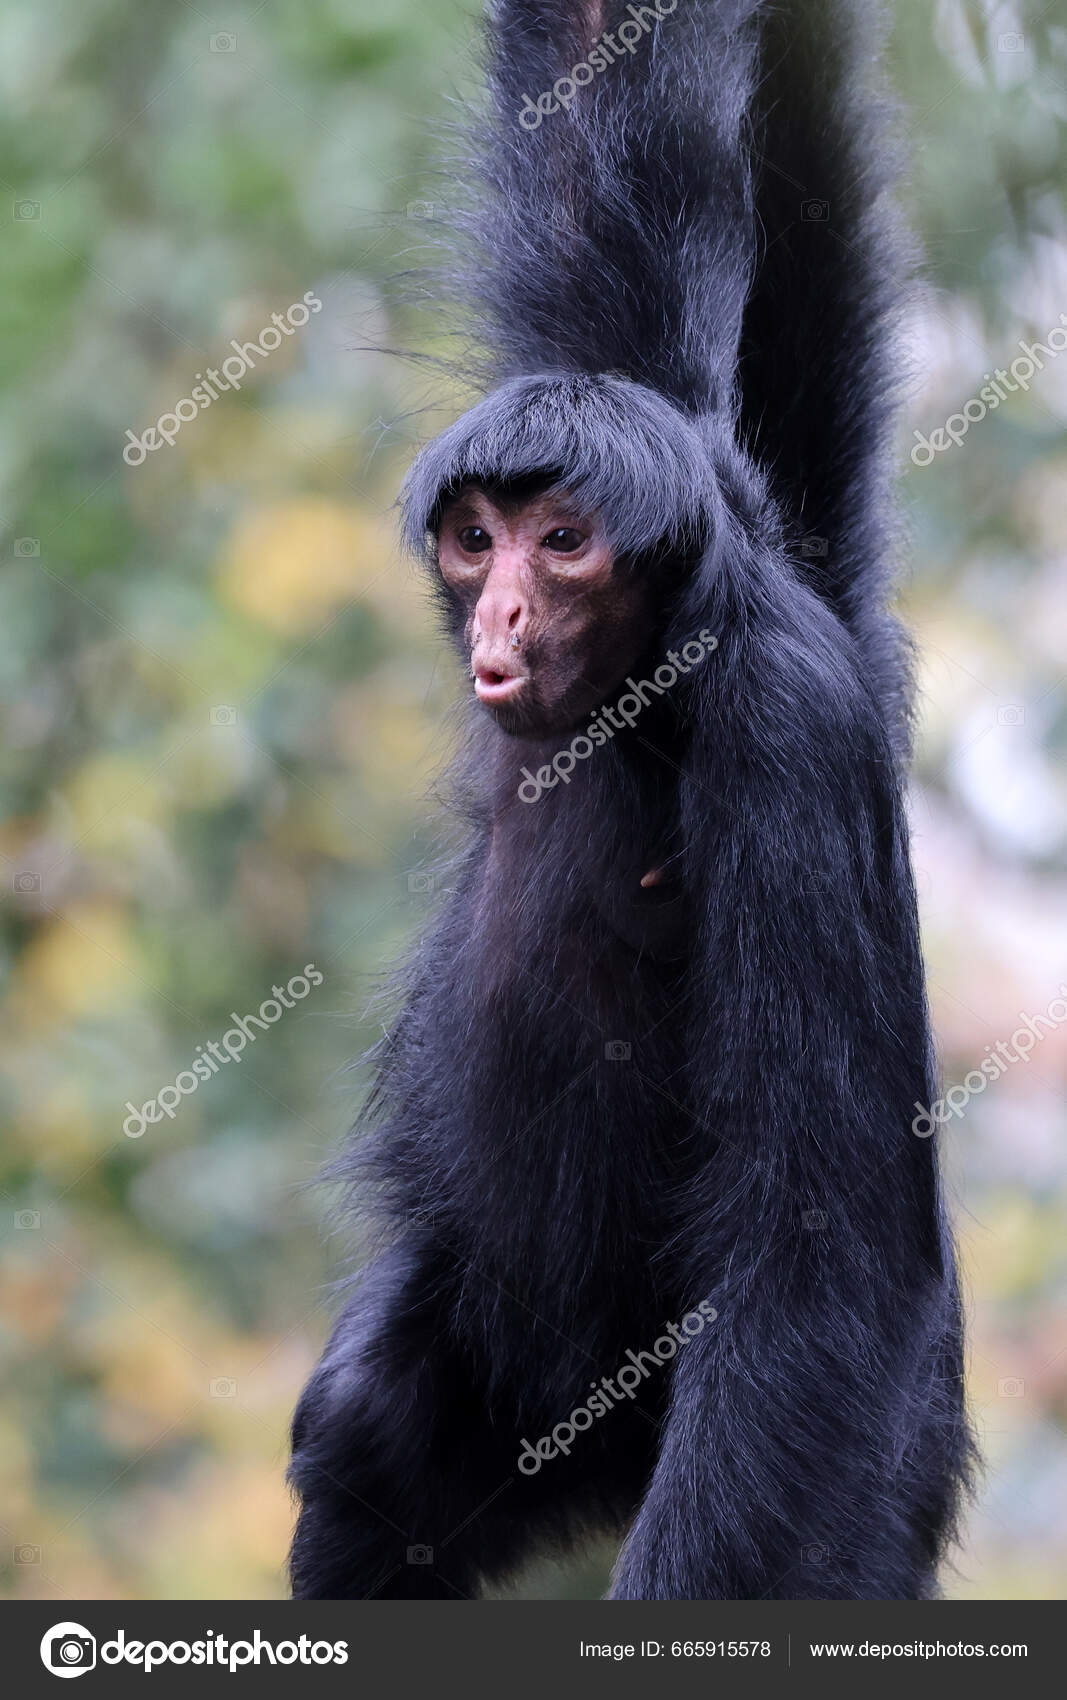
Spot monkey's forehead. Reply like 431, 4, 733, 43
400, 373, 716, 560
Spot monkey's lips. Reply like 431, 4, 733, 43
473, 666, 527, 706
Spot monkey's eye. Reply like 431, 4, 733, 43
457, 526, 492, 554
541, 527, 586, 554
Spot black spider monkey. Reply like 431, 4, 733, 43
289, 0, 973, 1600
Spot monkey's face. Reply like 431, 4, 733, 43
436, 485, 653, 737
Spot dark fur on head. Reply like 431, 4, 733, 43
289, 0, 973, 1602
401, 372, 717, 562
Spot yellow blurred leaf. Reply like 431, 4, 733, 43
19, 904, 142, 1019
217, 497, 397, 631
63, 755, 171, 852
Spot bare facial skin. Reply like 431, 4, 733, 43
436, 485, 654, 737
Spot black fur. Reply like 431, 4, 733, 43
289, 0, 973, 1600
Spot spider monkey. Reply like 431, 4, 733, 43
289, 0, 973, 1600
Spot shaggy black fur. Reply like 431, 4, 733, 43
288, 0, 973, 1600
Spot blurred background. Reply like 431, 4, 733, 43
0, 0, 1064, 1601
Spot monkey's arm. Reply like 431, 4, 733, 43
452, 0, 760, 412
612, 524, 966, 1599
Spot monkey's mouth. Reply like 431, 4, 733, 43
474, 667, 527, 706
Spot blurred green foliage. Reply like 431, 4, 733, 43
0, 0, 1064, 1600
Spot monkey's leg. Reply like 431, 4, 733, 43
609, 1306, 940, 1601
289, 1243, 503, 1598
289, 1238, 638, 1599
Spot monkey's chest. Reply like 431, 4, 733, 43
588, 846, 691, 959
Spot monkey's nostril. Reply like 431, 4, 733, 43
507, 607, 521, 629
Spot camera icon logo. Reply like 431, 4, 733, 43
802, 1208, 827, 1231
210, 1377, 237, 1398
15, 537, 40, 556
801, 1543, 828, 1566
210, 705, 237, 726
604, 1040, 631, 1062
407, 871, 436, 894
801, 199, 830, 222
406, 201, 436, 220
14, 1543, 41, 1564
15, 1210, 41, 1230
13, 871, 41, 894
406, 1544, 434, 1565
14, 200, 41, 220
40, 1622, 97, 1679
211, 32, 237, 52
997, 704, 1025, 727
997, 32, 1025, 52
997, 1377, 1025, 1398
800, 534, 828, 559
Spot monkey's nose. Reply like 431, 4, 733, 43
475, 598, 525, 649
473, 557, 527, 650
